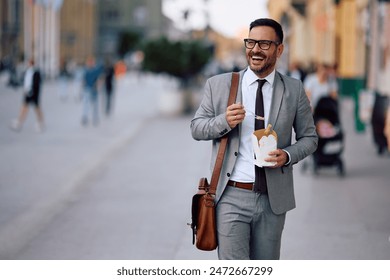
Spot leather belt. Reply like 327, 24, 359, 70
227, 180, 254, 191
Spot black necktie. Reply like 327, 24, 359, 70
254, 79, 268, 193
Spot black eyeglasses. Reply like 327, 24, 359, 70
243, 39, 280, 50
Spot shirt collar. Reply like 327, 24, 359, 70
244, 66, 276, 87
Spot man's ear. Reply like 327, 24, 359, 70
277, 44, 284, 58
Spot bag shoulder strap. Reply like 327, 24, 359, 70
209, 72, 239, 195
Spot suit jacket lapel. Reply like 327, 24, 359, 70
236, 70, 245, 140
236, 70, 244, 104
268, 72, 284, 128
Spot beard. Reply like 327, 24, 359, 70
247, 50, 278, 77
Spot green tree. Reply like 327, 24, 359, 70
141, 37, 212, 81
117, 30, 141, 58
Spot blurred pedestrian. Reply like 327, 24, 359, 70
10, 59, 44, 132
72, 62, 85, 102
327, 63, 339, 88
371, 93, 389, 155
7, 58, 24, 88
191, 18, 318, 260
304, 63, 338, 111
287, 61, 307, 82
130, 50, 144, 82
58, 58, 71, 101
385, 105, 390, 152
103, 58, 115, 116
81, 57, 102, 126
114, 59, 127, 79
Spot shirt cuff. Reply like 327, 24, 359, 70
283, 149, 291, 165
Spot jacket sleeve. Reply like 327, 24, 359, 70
190, 77, 233, 141
284, 81, 318, 165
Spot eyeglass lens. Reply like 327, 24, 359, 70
245, 40, 273, 50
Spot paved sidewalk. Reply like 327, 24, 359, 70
282, 98, 390, 259
0, 73, 178, 258
1, 73, 389, 259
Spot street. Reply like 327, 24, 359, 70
0, 72, 389, 260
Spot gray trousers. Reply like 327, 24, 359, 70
216, 185, 286, 260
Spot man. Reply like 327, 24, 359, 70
304, 63, 338, 111
103, 58, 115, 116
385, 105, 390, 152
10, 59, 44, 132
287, 61, 307, 83
82, 56, 102, 126
191, 18, 318, 260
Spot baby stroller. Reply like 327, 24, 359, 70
311, 96, 345, 176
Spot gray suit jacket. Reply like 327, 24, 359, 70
191, 69, 318, 214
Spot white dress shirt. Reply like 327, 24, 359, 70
230, 67, 276, 183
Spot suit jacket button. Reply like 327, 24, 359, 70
234, 152, 238, 156
227, 173, 231, 177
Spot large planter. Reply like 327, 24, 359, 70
158, 82, 198, 116
141, 37, 212, 115
158, 90, 185, 116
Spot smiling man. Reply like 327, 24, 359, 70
191, 18, 318, 260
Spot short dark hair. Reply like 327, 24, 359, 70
249, 18, 284, 44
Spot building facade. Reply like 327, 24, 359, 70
0, 0, 23, 65
0, 0, 168, 78
97, 0, 167, 58
59, 0, 96, 65
268, 0, 390, 131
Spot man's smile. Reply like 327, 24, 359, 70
250, 52, 266, 62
